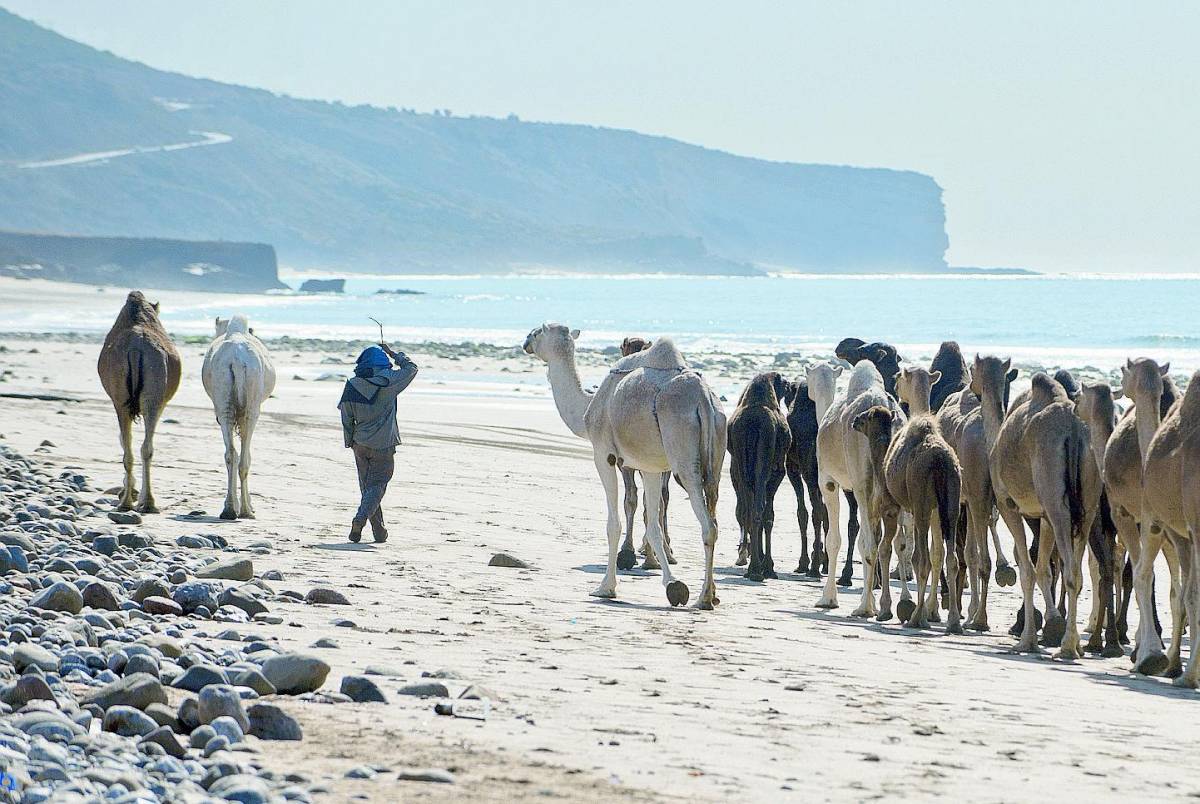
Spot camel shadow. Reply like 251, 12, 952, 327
573, 563, 659, 578
777, 607, 948, 640
313, 542, 381, 552
587, 597, 689, 614
1080, 667, 1200, 700
170, 514, 237, 525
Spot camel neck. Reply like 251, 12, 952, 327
980, 388, 1005, 452
812, 390, 835, 422
545, 349, 591, 439
1134, 397, 1162, 464
908, 397, 931, 416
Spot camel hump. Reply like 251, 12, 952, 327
641, 338, 687, 370
224, 315, 250, 335
847, 361, 882, 396
1030, 372, 1068, 407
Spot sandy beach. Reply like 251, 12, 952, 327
0, 320, 1196, 803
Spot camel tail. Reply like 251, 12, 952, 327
1064, 422, 1087, 540
698, 393, 723, 518
124, 350, 144, 420
932, 455, 960, 546
226, 360, 249, 434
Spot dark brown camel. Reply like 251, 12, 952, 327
614, 336, 673, 570
97, 291, 181, 513
835, 337, 902, 400
779, 378, 829, 574
728, 373, 791, 581
929, 341, 969, 412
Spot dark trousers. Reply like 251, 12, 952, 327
352, 445, 395, 533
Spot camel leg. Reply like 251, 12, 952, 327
238, 414, 258, 518
803, 460, 827, 576
1132, 523, 1169, 674
218, 417, 239, 520
1043, 503, 1084, 661
640, 471, 688, 607
966, 506, 992, 631
839, 490, 859, 586
660, 478, 676, 565
1163, 538, 1186, 678
815, 483, 842, 608
1085, 551, 1101, 634
1033, 521, 1064, 647
787, 466, 810, 573
680, 474, 719, 610
851, 513, 879, 619
894, 516, 915, 621
941, 516, 963, 635
735, 529, 750, 567
618, 468, 639, 571
762, 470, 784, 580
991, 510, 1017, 587
136, 406, 162, 514
875, 511, 898, 622
1172, 534, 1200, 688
905, 517, 931, 629
925, 518, 944, 624
116, 410, 137, 511
590, 453, 622, 599
964, 508, 980, 621
999, 502, 1040, 653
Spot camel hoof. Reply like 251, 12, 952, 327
1042, 616, 1066, 648
1054, 647, 1082, 662
805, 567, 821, 580
1166, 662, 1184, 680
996, 565, 1017, 587
117, 502, 135, 512
1134, 652, 1169, 676
590, 586, 617, 599
666, 580, 690, 607
896, 599, 916, 622
666, 555, 678, 565
219, 508, 238, 521
641, 556, 661, 571
1084, 640, 1104, 656
735, 554, 748, 567
1102, 643, 1125, 659
136, 503, 160, 515
875, 610, 893, 623
745, 571, 764, 583
796, 556, 810, 574
946, 622, 964, 636
966, 621, 990, 632
904, 617, 929, 630
697, 598, 714, 611
815, 598, 838, 610
238, 511, 255, 520
616, 548, 637, 571
836, 574, 853, 588
1171, 675, 1198, 689
764, 568, 778, 580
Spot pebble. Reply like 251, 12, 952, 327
108, 510, 142, 525
488, 552, 532, 569
196, 557, 254, 582
260, 653, 330, 695
397, 681, 450, 698
340, 676, 388, 703
29, 581, 84, 613
304, 588, 350, 605
198, 684, 250, 731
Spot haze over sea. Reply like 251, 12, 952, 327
5, 273, 1199, 371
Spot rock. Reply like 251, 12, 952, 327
299, 278, 345, 294
203, 734, 230, 757
5, 545, 28, 573
459, 684, 497, 701
142, 596, 183, 616
190, 724, 216, 748
29, 581, 83, 613
12, 709, 85, 741
261, 653, 330, 695
2, 675, 55, 708
108, 510, 142, 525
208, 774, 271, 802
123, 654, 159, 678
311, 638, 339, 649
137, 634, 184, 659
102, 705, 159, 737
397, 682, 449, 698
488, 552, 531, 569
92, 535, 119, 556
345, 766, 376, 779
82, 673, 167, 711
199, 684, 250, 732
172, 582, 219, 614
218, 587, 268, 617
196, 557, 254, 582
132, 578, 171, 603
144, 702, 178, 730
304, 588, 349, 605
14, 643, 58, 673
209, 715, 245, 744
173, 664, 229, 692
118, 530, 152, 549
177, 697, 200, 731
395, 767, 455, 784
340, 676, 387, 703
140, 725, 187, 758
231, 669, 276, 697
246, 703, 303, 740
176, 535, 214, 549
81, 581, 122, 611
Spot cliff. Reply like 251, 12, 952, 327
0, 231, 285, 292
0, 10, 950, 275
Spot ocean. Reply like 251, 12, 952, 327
4, 273, 1199, 371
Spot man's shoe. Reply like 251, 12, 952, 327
349, 520, 365, 543
373, 528, 388, 544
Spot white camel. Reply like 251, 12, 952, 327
524, 324, 726, 609
812, 360, 907, 615
201, 316, 276, 520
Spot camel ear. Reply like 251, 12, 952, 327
892, 371, 901, 386
929, 370, 941, 384
1161, 362, 1171, 376
1111, 388, 1124, 400
1001, 357, 1011, 372
249, 327, 255, 336
152, 301, 160, 312
833, 365, 845, 377
1006, 368, 1018, 383
851, 411, 869, 433
569, 329, 580, 341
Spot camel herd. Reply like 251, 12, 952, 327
524, 323, 1200, 688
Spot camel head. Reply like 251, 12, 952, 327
215, 317, 229, 336
739, 371, 787, 409
836, 338, 901, 394
1053, 369, 1082, 402
851, 405, 895, 462
780, 378, 807, 409
1078, 382, 1120, 428
620, 336, 651, 357
118, 291, 162, 326
970, 354, 1015, 401
523, 323, 579, 362
895, 366, 940, 412
1120, 357, 1169, 409
805, 362, 842, 406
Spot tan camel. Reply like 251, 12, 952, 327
97, 291, 182, 513
974, 357, 1101, 658
524, 324, 726, 609
1142, 369, 1200, 687
1105, 358, 1184, 675
889, 367, 964, 632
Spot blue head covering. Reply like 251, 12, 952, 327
354, 346, 391, 377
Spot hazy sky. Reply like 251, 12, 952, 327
7, 1, 1198, 272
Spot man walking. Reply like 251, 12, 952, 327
338, 342, 418, 542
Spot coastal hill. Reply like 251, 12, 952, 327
0, 9, 950, 275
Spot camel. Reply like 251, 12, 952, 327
1142, 369, 1200, 687
889, 367, 964, 632
524, 324, 726, 609
975, 357, 1101, 658
835, 338, 902, 400
1103, 358, 1181, 675
805, 363, 863, 586
929, 341, 969, 412
201, 316, 277, 520
97, 291, 182, 513
778, 377, 828, 574
813, 360, 905, 615
728, 373, 791, 581
614, 337, 674, 571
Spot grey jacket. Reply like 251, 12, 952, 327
338, 358, 418, 451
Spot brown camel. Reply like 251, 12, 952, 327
614, 337, 674, 570
929, 341, 969, 412
1105, 358, 1182, 675
887, 367, 964, 632
728, 373, 791, 581
778, 377, 828, 574
97, 291, 182, 513
975, 357, 1100, 658
1142, 369, 1200, 687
